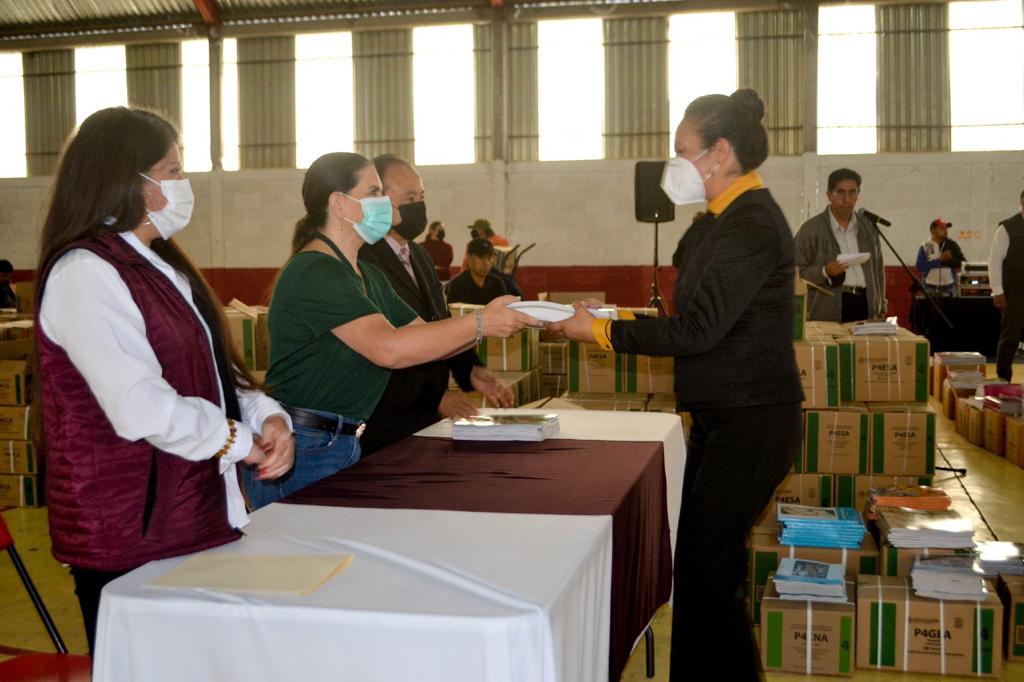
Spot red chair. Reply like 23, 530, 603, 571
0, 513, 91, 681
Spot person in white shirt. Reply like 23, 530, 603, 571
33, 107, 294, 653
988, 189, 1024, 382
795, 168, 886, 322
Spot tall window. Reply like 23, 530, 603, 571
668, 12, 737, 149
949, 0, 1024, 151
0, 52, 26, 178
75, 45, 128, 125
538, 18, 604, 161
181, 39, 211, 172
817, 5, 877, 154
413, 24, 474, 165
295, 32, 354, 169
221, 38, 240, 171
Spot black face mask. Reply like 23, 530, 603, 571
394, 201, 428, 241
436, 229, 446, 240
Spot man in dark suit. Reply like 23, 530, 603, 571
358, 155, 514, 455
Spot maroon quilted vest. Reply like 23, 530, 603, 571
36, 233, 239, 571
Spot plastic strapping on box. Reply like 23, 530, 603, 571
829, 410, 840, 471
903, 579, 910, 670
806, 599, 814, 675
875, 576, 884, 668
789, 544, 795, 559
893, 338, 901, 401
975, 599, 983, 676
865, 337, 873, 401
902, 409, 912, 474
501, 338, 509, 371
810, 343, 818, 405
940, 599, 946, 675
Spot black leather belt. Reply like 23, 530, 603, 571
284, 406, 364, 437
841, 285, 866, 295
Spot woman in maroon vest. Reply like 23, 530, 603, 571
33, 107, 295, 654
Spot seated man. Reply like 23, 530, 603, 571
915, 218, 964, 295
446, 238, 508, 305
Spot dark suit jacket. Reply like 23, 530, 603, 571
611, 188, 804, 411
358, 239, 481, 454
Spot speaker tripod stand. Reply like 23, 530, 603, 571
648, 220, 667, 317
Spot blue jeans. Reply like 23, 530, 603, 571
243, 407, 362, 510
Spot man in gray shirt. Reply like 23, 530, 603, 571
795, 168, 886, 322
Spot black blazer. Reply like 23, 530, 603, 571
611, 188, 804, 411
358, 239, 481, 454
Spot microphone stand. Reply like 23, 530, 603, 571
648, 218, 667, 317
865, 214, 953, 330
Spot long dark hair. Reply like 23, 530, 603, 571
34, 107, 261, 420
685, 88, 769, 173
292, 152, 371, 254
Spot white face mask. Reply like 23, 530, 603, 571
139, 173, 194, 239
660, 149, 712, 206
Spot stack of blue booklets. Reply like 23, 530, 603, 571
773, 558, 848, 601
777, 503, 866, 548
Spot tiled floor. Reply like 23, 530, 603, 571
2, 364, 1023, 680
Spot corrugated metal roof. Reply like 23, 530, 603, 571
0, 0, 200, 29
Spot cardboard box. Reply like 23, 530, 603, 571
0, 359, 29, 406
0, 405, 29, 440
0, 473, 42, 507
804, 405, 868, 474
998, 575, 1024, 662
966, 397, 985, 445
1006, 417, 1024, 467
856, 575, 1001, 676
794, 339, 839, 409
540, 374, 567, 398
224, 300, 270, 371
567, 342, 626, 393
749, 530, 878, 622
539, 341, 568, 375
1, 440, 38, 474
623, 354, 674, 394
878, 542, 974, 578
478, 328, 540, 373
841, 335, 929, 403
754, 474, 835, 529
645, 393, 677, 413
760, 576, 855, 676
833, 474, 932, 511
538, 291, 605, 305
13, 281, 35, 314
867, 403, 936, 476
983, 409, 1005, 456
931, 351, 986, 399
0, 336, 33, 361
561, 392, 647, 411
0, 318, 33, 341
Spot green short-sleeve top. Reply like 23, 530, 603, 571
265, 250, 418, 420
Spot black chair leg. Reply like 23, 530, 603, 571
7, 546, 68, 653
645, 625, 655, 678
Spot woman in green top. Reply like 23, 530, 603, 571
244, 152, 536, 508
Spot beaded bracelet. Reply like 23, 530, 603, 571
473, 309, 484, 345
213, 418, 237, 459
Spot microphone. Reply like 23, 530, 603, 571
859, 208, 891, 227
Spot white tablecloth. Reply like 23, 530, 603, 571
93, 505, 612, 682
417, 409, 686, 555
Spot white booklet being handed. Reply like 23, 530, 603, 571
452, 411, 560, 442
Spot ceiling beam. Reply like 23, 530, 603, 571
193, 0, 221, 27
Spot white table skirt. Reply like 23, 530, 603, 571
417, 409, 686, 556
93, 505, 612, 682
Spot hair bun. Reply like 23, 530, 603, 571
730, 88, 765, 122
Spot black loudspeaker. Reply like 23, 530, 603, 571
634, 161, 675, 224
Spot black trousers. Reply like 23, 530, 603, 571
996, 293, 1024, 382
669, 402, 803, 681
841, 291, 869, 323
70, 565, 132, 656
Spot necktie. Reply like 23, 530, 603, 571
399, 245, 418, 288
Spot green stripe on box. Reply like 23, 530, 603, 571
839, 342, 855, 402
615, 353, 625, 393
568, 342, 579, 392
14, 375, 21, 404
624, 354, 636, 393
826, 345, 839, 406
806, 413, 819, 472
925, 414, 936, 474
521, 332, 528, 370
26, 443, 35, 473
915, 343, 929, 402
766, 611, 784, 668
1014, 604, 1024, 657
886, 546, 899, 576
820, 475, 833, 506
793, 295, 805, 341
839, 615, 853, 673
22, 476, 34, 506
859, 414, 869, 473
476, 338, 487, 365
836, 475, 854, 507
973, 607, 995, 673
873, 414, 886, 474
242, 318, 254, 369
869, 602, 897, 666
860, 555, 878, 575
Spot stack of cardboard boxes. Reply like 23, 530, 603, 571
0, 315, 40, 507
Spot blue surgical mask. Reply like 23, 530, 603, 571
342, 193, 393, 245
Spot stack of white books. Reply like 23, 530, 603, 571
976, 540, 1024, 577
849, 320, 898, 336
773, 558, 848, 602
452, 411, 560, 442
911, 555, 987, 600
877, 507, 975, 549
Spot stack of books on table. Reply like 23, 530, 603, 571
976, 540, 1024, 577
911, 554, 987, 600
848, 320, 898, 336
451, 411, 560, 442
865, 484, 951, 520
777, 504, 867, 549
877, 507, 975, 549
772, 558, 848, 602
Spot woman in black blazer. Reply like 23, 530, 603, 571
551, 89, 803, 680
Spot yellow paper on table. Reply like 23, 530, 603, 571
147, 554, 353, 595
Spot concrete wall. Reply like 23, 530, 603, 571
3, 151, 1022, 272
